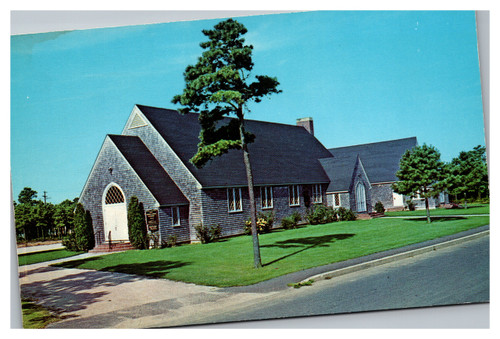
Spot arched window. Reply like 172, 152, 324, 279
105, 185, 125, 204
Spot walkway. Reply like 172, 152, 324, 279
17, 224, 489, 328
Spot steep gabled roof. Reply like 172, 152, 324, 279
109, 134, 189, 206
136, 105, 333, 188
322, 137, 417, 192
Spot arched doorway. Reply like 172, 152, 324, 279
355, 182, 367, 212
102, 184, 129, 242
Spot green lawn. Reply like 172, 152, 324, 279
385, 204, 489, 217
21, 299, 60, 329
18, 248, 83, 266
54, 216, 489, 287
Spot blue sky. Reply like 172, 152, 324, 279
11, 11, 486, 204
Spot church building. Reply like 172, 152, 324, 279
79, 104, 438, 248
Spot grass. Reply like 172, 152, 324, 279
18, 248, 84, 266
385, 204, 489, 217
54, 216, 489, 287
21, 299, 60, 328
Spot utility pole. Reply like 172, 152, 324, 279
42, 191, 49, 204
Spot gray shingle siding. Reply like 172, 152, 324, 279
79, 137, 159, 245
200, 184, 327, 237
370, 184, 394, 210
124, 122, 201, 241
158, 206, 191, 243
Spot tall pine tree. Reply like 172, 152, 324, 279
172, 19, 281, 268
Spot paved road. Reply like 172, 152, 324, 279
18, 229, 488, 328
192, 235, 489, 327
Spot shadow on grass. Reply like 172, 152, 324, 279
54, 256, 191, 279
262, 233, 355, 266
101, 260, 191, 278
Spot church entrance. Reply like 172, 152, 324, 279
355, 182, 367, 212
102, 184, 129, 242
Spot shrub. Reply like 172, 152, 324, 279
336, 207, 356, 221
281, 211, 302, 230
148, 231, 160, 249
162, 234, 177, 248
406, 199, 416, 211
244, 212, 275, 235
305, 205, 337, 225
195, 223, 222, 244
374, 201, 385, 214
62, 232, 79, 251
68, 203, 95, 252
127, 197, 148, 249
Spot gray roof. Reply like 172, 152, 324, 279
137, 105, 333, 188
321, 137, 417, 192
109, 134, 189, 206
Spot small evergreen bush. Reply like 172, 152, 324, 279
281, 211, 302, 230
195, 223, 222, 244
335, 207, 356, 221
66, 203, 95, 252
374, 201, 385, 214
127, 197, 148, 249
406, 199, 416, 211
305, 205, 337, 225
162, 234, 177, 248
62, 232, 79, 251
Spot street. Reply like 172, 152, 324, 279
18, 232, 488, 328
192, 235, 489, 327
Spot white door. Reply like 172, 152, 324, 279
103, 185, 129, 242
393, 192, 404, 207
355, 183, 367, 212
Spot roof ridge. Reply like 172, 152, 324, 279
136, 104, 306, 129
329, 136, 417, 150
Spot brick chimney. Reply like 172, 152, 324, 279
296, 117, 314, 136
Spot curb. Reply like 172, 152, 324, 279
298, 230, 490, 285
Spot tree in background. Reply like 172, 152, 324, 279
32, 202, 55, 240
127, 196, 148, 249
15, 187, 40, 241
392, 144, 446, 223
445, 145, 489, 208
172, 19, 281, 268
18, 187, 38, 205
14, 203, 36, 241
53, 198, 78, 237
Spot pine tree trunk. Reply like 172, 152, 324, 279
464, 192, 468, 209
425, 198, 431, 223
238, 111, 262, 268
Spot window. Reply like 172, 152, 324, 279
228, 188, 243, 212
334, 193, 340, 207
261, 186, 273, 209
172, 207, 180, 226
105, 185, 124, 204
289, 185, 300, 206
312, 184, 322, 203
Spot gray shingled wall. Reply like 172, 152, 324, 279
158, 206, 190, 243
124, 123, 201, 241
370, 184, 394, 210
201, 184, 326, 237
79, 137, 159, 245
